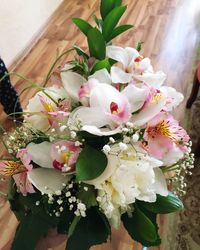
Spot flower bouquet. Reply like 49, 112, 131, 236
0, 1, 194, 249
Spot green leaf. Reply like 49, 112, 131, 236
66, 208, 111, 250
77, 184, 97, 208
76, 145, 108, 181
110, 24, 133, 41
87, 28, 106, 60
68, 216, 81, 237
102, 6, 127, 42
138, 193, 184, 214
100, 0, 122, 20
90, 59, 111, 74
72, 18, 93, 36
11, 214, 51, 250
122, 205, 161, 247
74, 45, 89, 59
57, 207, 75, 234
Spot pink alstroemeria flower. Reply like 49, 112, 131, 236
143, 112, 190, 159
51, 141, 81, 173
13, 149, 35, 195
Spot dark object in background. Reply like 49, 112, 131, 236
0, 58, 23, 118
186, 63, 200, 109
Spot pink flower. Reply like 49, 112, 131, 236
14, 149, 35, 195
143, 112, 190, 159
78, 78, 99, 106
13, 172, 35, 196
16, 149, 33, 171
51, 141, 81, 173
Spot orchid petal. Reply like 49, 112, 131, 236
160, 86, 184, 111
122, 84, 148, 112
111, 66, 132, 84
71, 107, 109, 127
131, 94, 167, 126
82, 125, 121, 136
153, 168, 168, 196
61, 71, 86, 101
28, 168, 71, 194
90, 69, 112, 84
125, 47, 140, 64
134, 71, 166, 87
162, 144, 184, 166
106, 46, 129, 69
27, 142, 53, 168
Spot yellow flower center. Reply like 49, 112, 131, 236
0, 161, 21, 176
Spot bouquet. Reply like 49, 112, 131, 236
0, 1, 194, 249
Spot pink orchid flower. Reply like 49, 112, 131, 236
143, 112, 190, 159
51, 141, 81, 173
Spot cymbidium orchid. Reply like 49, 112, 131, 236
71, 83, 148, 136
106, 45, 166, 86
61, 68, 111, 105
26, 141, 81, 194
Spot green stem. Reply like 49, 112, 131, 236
43, 48, 74, 88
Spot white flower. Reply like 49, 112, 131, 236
25, 86, 68, 131
89, 144, 168, 227
106, 45, 166, 86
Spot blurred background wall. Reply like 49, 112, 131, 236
0, 0, 63, 66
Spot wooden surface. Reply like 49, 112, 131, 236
0, 0, 200, 249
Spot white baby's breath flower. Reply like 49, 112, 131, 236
103, 145, 111, 154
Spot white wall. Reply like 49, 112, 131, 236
0, 0, 63, 66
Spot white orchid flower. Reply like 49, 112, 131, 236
106, 45, 166, 86
70, 83, 148, 136
26, 141, 74, 194
61, 68, 111, 105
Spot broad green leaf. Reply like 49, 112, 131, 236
122, 205, 161, 247
87, 28, 106, 60
90, 59, 111, 74
100, 0, 122, 20
11, 214, 51, 250
66, 208, 111, 250
76, 145, 108, 181
102, 6, 127, 42
138, 193, 184, 214
72, 18, 92, 36
74, 45, 89, 59
110, 24, 133, 41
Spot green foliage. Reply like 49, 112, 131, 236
72, 18, 92, 36
66, 208, 111, 250
109, 24, 133, 40
122, 204, 161, 247
138, 193, 184, 214
11, 213, 51, 250
74, 45, 89, 59
100, 0, 122, 20
102, 5, 127, 42
90, 59, 111, 74
87, 28, 106, 60
76, 145, 108, 181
